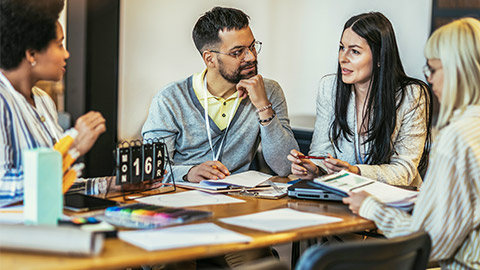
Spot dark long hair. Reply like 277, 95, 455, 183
330, 12, 432, 173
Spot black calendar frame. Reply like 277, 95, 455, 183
111, 138, 176, 199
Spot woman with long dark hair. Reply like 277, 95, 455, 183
288, 12, 432, 188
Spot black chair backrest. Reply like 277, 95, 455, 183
295, 231, 431, 270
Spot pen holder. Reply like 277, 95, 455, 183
23, 148, 62, 226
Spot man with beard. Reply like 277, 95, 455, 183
142, 6, 298, 184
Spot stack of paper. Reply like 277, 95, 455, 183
0, 224, 104, 256
0, 205, 24, 224
314, 171, 418, 211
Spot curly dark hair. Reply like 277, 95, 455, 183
192, 6, 250, 55
0, 0, 65, 70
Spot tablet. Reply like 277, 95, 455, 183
64, 193, 118, 212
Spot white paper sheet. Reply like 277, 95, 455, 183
0, 205, 24, 224
118, 223, 252, 251
136, 190, 245, 207
219, 208, 343, 232
201, 170, 272, 188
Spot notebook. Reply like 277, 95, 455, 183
287, 180, 343, 201
314, 170, 417, 210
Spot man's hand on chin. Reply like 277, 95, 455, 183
236, 74, 269, 108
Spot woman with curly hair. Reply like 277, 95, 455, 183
0, 0, 106, 206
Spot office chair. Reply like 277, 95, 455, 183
295, 231, 431, 270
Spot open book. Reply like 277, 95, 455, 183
314, 171, 418, 211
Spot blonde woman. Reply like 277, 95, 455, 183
344, 18, 480, 269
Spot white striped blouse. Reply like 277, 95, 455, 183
360, 105, 480, 269
0, 72, 63, 206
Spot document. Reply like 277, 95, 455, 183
200, 170, 272, 188
219, 208, 343, 232
118, 223, 252, 251
136, 190, 245, 207
314, 171, 418, 206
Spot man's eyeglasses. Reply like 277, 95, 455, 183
210, 40, 262, 61
423, 64, 442, 79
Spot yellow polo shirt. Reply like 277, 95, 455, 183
193, 69, 240, 130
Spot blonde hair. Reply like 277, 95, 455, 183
424, 17, 480, 128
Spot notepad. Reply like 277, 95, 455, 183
314, 170, 418, 209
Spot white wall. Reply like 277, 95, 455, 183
118, 0, 432, 140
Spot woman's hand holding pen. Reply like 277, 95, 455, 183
287, 149, 321, 180
323, 154, 360, 175
186, 161, 230, 183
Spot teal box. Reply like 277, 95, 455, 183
23, 148, 63, 226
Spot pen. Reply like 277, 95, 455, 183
349, 181, 375, 192
287, 179, 301, 185
297, 155, 326, 160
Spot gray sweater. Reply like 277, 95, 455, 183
142, 76, 299, 182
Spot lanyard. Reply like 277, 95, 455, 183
354, 112, 367, 165
203, 76, 240, 161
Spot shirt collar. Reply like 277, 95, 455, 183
193, 68, 238, 101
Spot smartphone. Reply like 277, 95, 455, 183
64, 193, 118, 212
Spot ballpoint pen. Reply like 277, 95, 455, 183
297, 155, 327, 160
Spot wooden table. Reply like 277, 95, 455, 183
0, 185, 375, 270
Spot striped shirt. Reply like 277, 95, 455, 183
0, 72, 63, 206
0, 73, 102, 207
360, 105, 480, 269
